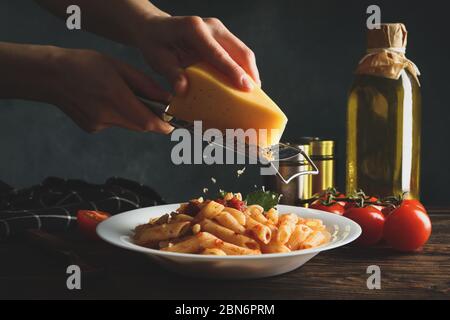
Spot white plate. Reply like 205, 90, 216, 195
97, 204, 361, 279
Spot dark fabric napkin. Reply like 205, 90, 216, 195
0, 177, 165, 240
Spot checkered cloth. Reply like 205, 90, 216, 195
0, 177, 164, 240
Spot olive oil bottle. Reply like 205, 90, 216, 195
346, 23, 421, 199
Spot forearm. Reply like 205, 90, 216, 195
34, 0, 170, 46
0, 42, 63, 103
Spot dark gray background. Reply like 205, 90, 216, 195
1, 0, 449, 204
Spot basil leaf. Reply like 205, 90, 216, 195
246, 190, 281, 211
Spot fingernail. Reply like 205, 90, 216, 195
241, 75, 254, 91
163, 123, 175, 134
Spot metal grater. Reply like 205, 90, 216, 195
138, 97, 319, 184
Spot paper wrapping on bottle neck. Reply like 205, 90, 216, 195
355, 48, 421, 86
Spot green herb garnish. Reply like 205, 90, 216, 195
246, 190, 281, 211
217, 189, 229, 199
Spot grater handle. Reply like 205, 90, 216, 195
273, 148, 319, 184
137, 96, 173, 122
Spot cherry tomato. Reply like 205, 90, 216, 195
77, 210, 111, 240
345, 196, 384, 211
365, 196, 384, 211
226, 197, 246, 212
335, 193, 348, 207
401, 199, 426, 212
344, 201, 357, 210
383, 204, 431, 252
381, 199, 425, 217
344, 206, 385, 246
381, 205, 396, 216
310, 201, 345, 215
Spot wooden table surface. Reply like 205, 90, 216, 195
1, 208, 449, 300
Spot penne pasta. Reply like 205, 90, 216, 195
305, 219, 326, 230
158, 235, 192, 249
200, 219, 259, 249
214, 211, 246, 234
300, 230, 327, 249
321, 229, 332, 244
197, 232, 261, 255
173, 213, 194, 222
134, 221, 191, 245
276, 213, 299, 244
247, 204, 264, 213
223, 207, 246, 225
246, 205, 268, 224
266, 208, 279, 225
134, 193, 331, 255
161, 235, 201, 253
245, 216, 272, 244
194, 200, 224, 221
286, 224, 313, 250
218, 241, 261, 255
260, 239, 291, 254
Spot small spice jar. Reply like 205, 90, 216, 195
310, 140, 335, 196
263, 138, 336, 206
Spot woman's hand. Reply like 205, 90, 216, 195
0, 43, 174, 134
133, 15, 261, 94
34, 1, 261, 94
52, 48, 174, 133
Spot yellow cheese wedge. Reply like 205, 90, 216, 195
168, 63, 287, 148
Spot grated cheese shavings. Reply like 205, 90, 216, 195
236, 167, 246, 178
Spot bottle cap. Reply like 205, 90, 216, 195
367, 23, 407, 50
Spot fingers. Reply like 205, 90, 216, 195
110, 58, 174, 134
143, 49, 189, 96
116, 92, 174, 134
185, 16, 254, 91
154, 53, 189, 96
114, 85, 174, 134
113, 58, 172, 103
205, 18, 261, 86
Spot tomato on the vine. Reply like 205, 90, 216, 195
77, 210, 111, 240
381, 205, 396, 216
335, 193, 348, 207
344, 206, 385, 246
401, 199, 426, 212
381, 199, 425, 217
310, 200, 345, 215
383, 204, 431, 252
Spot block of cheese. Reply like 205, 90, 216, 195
168, 63, 288, 148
